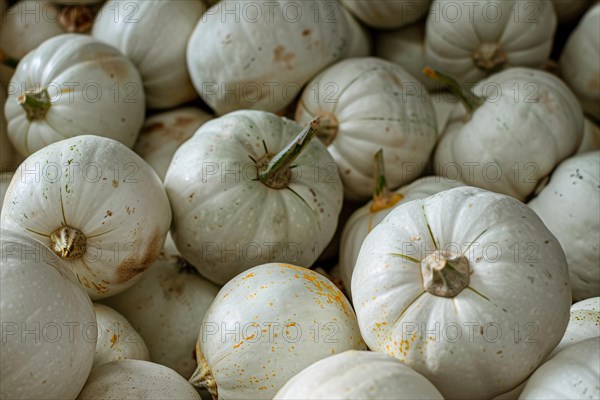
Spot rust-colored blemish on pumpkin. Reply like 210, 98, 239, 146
175, 116, 196, 127
273, 45, 295, 70
106, 210, 112, 217
112, 180, 118, 188
94, 54, 129, 81
302, 29, 312, 36
116, 230, 163, 284
242, 272, 255, 280
110, 334, 118, 347
141, 122, 165, 135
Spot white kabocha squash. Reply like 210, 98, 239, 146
432, 67, 583, 201
375, 23, 443, 91
93, 304, 150, 368
549, 297, 600, 358
560, 4, 600, 121
1, 135, 172, 299
529, 151, 600, 301
190, 263, 366, 400
5, 34, 145, 157
552, 0, 593, 23
187, 0, 361, 115
0, 229, 96, 400
0, 172, 13, 210
103, 249, 220, 378
165, 111, 343, 285
578, 117, 600, 153
274, 350, 443, 400
295, 57, 437, 201
77, 359, 201, 400
519, 337, 600, 399
340, 0, 431, 29
92, 0, 204, 109
425, 0, 557, 84
133, 107, 212, 180
340, 153, 464, 297
352, 186, 571, 399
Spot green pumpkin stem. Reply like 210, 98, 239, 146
370, 149, 403, 213
258, 117, 320, 189
18, 89, 51, 121
423, 67, 484, 115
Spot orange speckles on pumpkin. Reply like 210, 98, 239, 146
242, 272, 255, 280
112, 179, 119, 188
233, 341, 244, 349
273, 45, 295, 70
258, 386, 268, 391
110, 334, 118, 347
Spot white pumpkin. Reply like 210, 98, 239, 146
553, 0, 593, 23
340, 0, 431, 29
186, 0, 361, 115
528, 151, 600, 301
560, 4, 600, 121
340, 6, 372, 58
425, 0, 557, 84
549, 297, 600, 358
1, 85, 19, 172
165, 111, 343, 285
274, 350, 443, 399
577, 117, 600, 154
352, 186, 571, 399
519, 337, 600, 399
5, 33, 145, 157
0, 172, 13, 210
77, 359, 201, 400
0, 229, 96, 399
295, 57, 437, 201
191, 263, 366, 400
103, 249, 220, 378
375, 23, 444, 91
93, 303, 150, 368
340, 169, 464, 297
92, 0, 204, 109
0, 1, 64, 63
133, 107, 213, 181
430, 91, 459, 138
1, 135, 172, 299
433, 67, 583, 201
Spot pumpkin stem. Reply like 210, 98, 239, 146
58, 5, 97, 33
258, 117, 320, 189
0, 50, 19, 69
189, 353, 218, 400
50, 226, 87, 260
421, 250, 469, 298
370, 149, 403, 213
314, 111, 338, 146
472, 43, 507, 71
423, 67, 484, 115
18, 89, 51, 121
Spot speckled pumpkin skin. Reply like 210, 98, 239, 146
196, 263, 366, 400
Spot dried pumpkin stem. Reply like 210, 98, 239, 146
59, 5, 97, 33
50, 226, 87, 260
370, 149, 403, 213
423, 67, 484, 115
421, 250, 470, 298
258, 117, 320, 189
18, 88, 51, 121
189, 355, 218, 400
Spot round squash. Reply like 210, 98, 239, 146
5, 33, 145, 157
165, 111, 343, 285
92, 0, 205, 109
528, 151, 600, 301
274, 350, 443, 399
519, 337, 600, 399
552, 0, 593, 24
0, 172, 14, 210
133, 107, 213, 180
352, 186, 571, 399
103, 249, 220, 378
77, 359, 201, 400
93, 303, 150, 368
1, 135, 172, 299
425, 0, 557, 84
295, 57, 437, 201
340, 168, 464, 297
577, 117, 600, 154
1, 229, 96, 399
190, 263, 366, 400
186, 0, 361, 115
433, 67, 583, 201
549, 297, 600, 358
340, 0, 432, 29
560, 3, 600, 121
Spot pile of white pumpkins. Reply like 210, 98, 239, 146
1, 0, 599, 399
